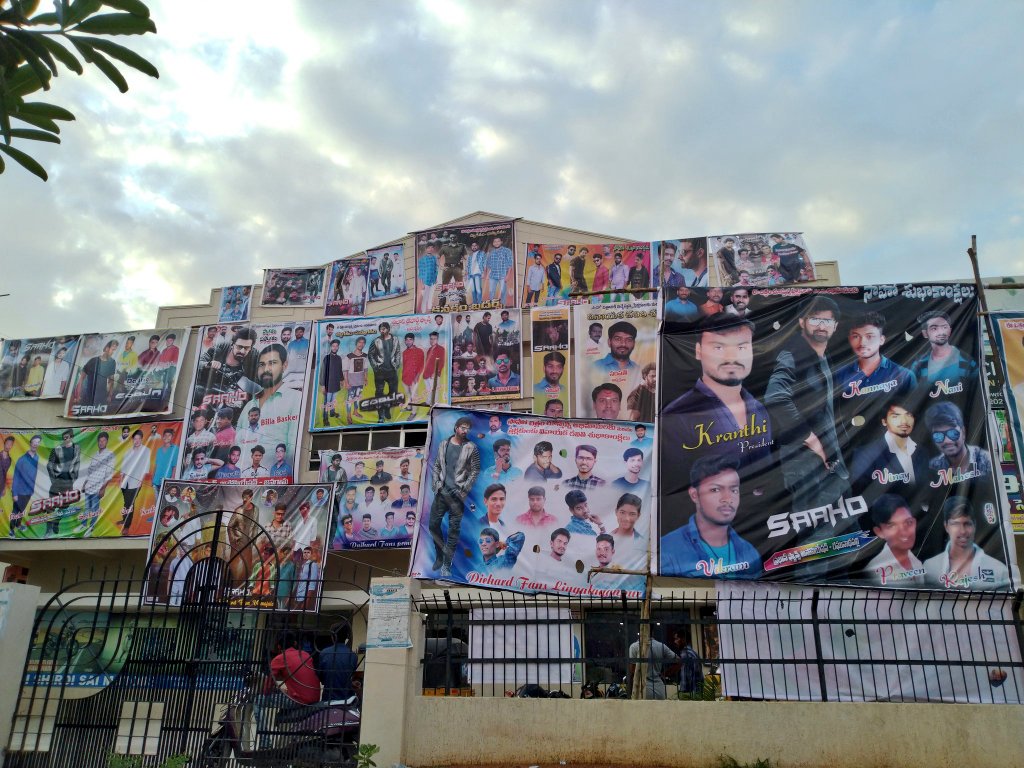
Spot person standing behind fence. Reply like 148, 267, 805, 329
319, 622, 359, 702
628, 636, 679, 700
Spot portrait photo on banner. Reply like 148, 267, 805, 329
365, 244, 407, 302
709, 232, 815, 288
0, 334, 80, 402
450, 308, 522, 403
218, 285, 253, 323
324, 257, 370, 317
522, 241, 652, 308
530, 306, 571, 417
260, 267, 327, 307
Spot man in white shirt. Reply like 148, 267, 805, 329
864, 494, 925, 587
923, 498, 1011, 590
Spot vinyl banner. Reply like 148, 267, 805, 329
366, 244, 407, 301
989, 313, 1024, 533
530, 306, 571, 416
146, 481, 331, 610
522, 242, 653, 308
709, 232, 815, 288
260, 267, 326, 307
310, 314, 451, 431
573, 300, 659, 421
659, 284, 1016, 590
179, 322, 312, 483
409, 408, 654, 598
655, 237, 711, 290
325, 258, 369, 317
414, 219, 517, 314
322, 448, 422, 549
64, 329, 185, 419
451, 309, 522, 403
218, 285, 252, 322
0, 335, 79, 401
0, 421, 183, 539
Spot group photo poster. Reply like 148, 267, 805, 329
0, 335, 80, 402
322, 447, 422, 550
366, 244, 407, 302
218, 285, 252, 323
522, 242, 653, 308
179, 321, 313, 484
573, 300, 659, 421
658, 284, 1017, 591
530, 306, 571, 417
988, 313, 1024, 522
0, 420, 184, 539
146, 481, 331, 610
709, 232, 815, 288
310, 314, 451, 431
655, 237, 711, 290
408, 408, 654, 597
414, 219, 517, 314
260, 267, 326, 307
63, 328, 185, 419
325, 257, 369, 317
451, 308, 522, 403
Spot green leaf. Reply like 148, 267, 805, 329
70, 40, 127, 92
9, 127, 60, 143
9, 110, 60, 133
0, 142, 48, 180
66, 0, 104, 27
4, 63, 50, 97
19, 101, 75, 120
31, 12, 61, 25
6, 29, 59, 77
85, 37, 157, 78
0, 104, 11, 144
102, 0, 151, 18
4, 39, 52, 90
72, 12, 156, 35
0, 153, 6, 173
36, 35, 83, 75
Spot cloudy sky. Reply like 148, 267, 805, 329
3, 0, 1023, 338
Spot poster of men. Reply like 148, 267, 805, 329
366, 244, 407, 302
414, 219, 517, 314
521, 242, 653, 307
450, 308, 522, 403
145, 481, 330, 610
218, 285, 252, 322
322, 448, 422, 550
0, 335, 80, 401
310, 314, 451, 430
530, 307, 571, 417
655, 237, 711, 290
260, 267, 326, 307
408, 408, 653, 597
63, 328, 185, 419
325, 257, 370, 317
709, 232, 815, 288
0, 421, 183, 539
573, 300, 659, 421
178, 322, 312, 484
988, 313, 1024, 517
658, 284, 1017, 591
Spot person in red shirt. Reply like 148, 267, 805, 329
401, 332, 425, 412
421, 330, 446, 406
269, 635, 321, 705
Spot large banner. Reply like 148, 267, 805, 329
310, 314, 450, 431
573, 300, 659, 421
414, 219, 517, 314
709, 232, 815, 288
522, 242, 652, 308
366, 244, 407, 302
325, 258, 369, 317
260, 267, 326, 307
146, 481, 330, 610
451, 309, 522, 403
63, 328, 185, 419
0, 421, 183, 539
989, 313, 1024, 534
218, 285, 252, 322
530, 306, 571, 416
322, 448, 422, 550
0, 335, 80, 401
658, 284, 1016, 590
409, 408, 653, 597
655, 237, 711, 290
179, 322, 312, 483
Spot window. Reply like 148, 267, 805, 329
115, 701, 164, 756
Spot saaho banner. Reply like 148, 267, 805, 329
450, 309, 522, 403
0, 335, 79, 401
146, 481, 331, 610
658, 284, 1016, 591
325, 258, 369, 317
655, 237, 711, 290
322, 448, 422, 550
64, 329, 185, 419
0, 421, 183, 539
218, 285, 252, 323
310, 314, 451, 431
709, 232, 815, 288
414, 220, 517, 314
409, 408, 654, 598
522, 242, 652, 308
530, 307, 571, 417
260, 267, 326, 307
989, 312, 1024, 534
179, 322, 312, 484
573, 300, 659, 422
366, 244, 407, 301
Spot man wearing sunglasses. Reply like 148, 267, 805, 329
924, 401, 991, 480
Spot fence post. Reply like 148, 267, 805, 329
810, 588, 828, 702
443, 589, 454, 696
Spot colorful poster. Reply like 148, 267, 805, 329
322, 448, 422, 550
988, 313, 1024, 534
0, 421, 183, 539
178, 322, 312, 484
310, 314, 451, 431
260, 267, 326, 307
709, 232, 814, 288
146, 481, 331, 610
658, 284, 1016, 590
63, 329, 185, 419
414, 219, 517, 314
409, 408, 654, 597
366, 244, 407, 302
450, 309, 522, 403
325, 258, 369, 317
522, 242, 652, 308
218, 285, 252, 323
654, 237, 711, 290
0, 335, 79, 401
573, 300, 658, 421
530, 306, 571, 417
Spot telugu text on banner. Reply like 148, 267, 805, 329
415, 220, 517, 314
